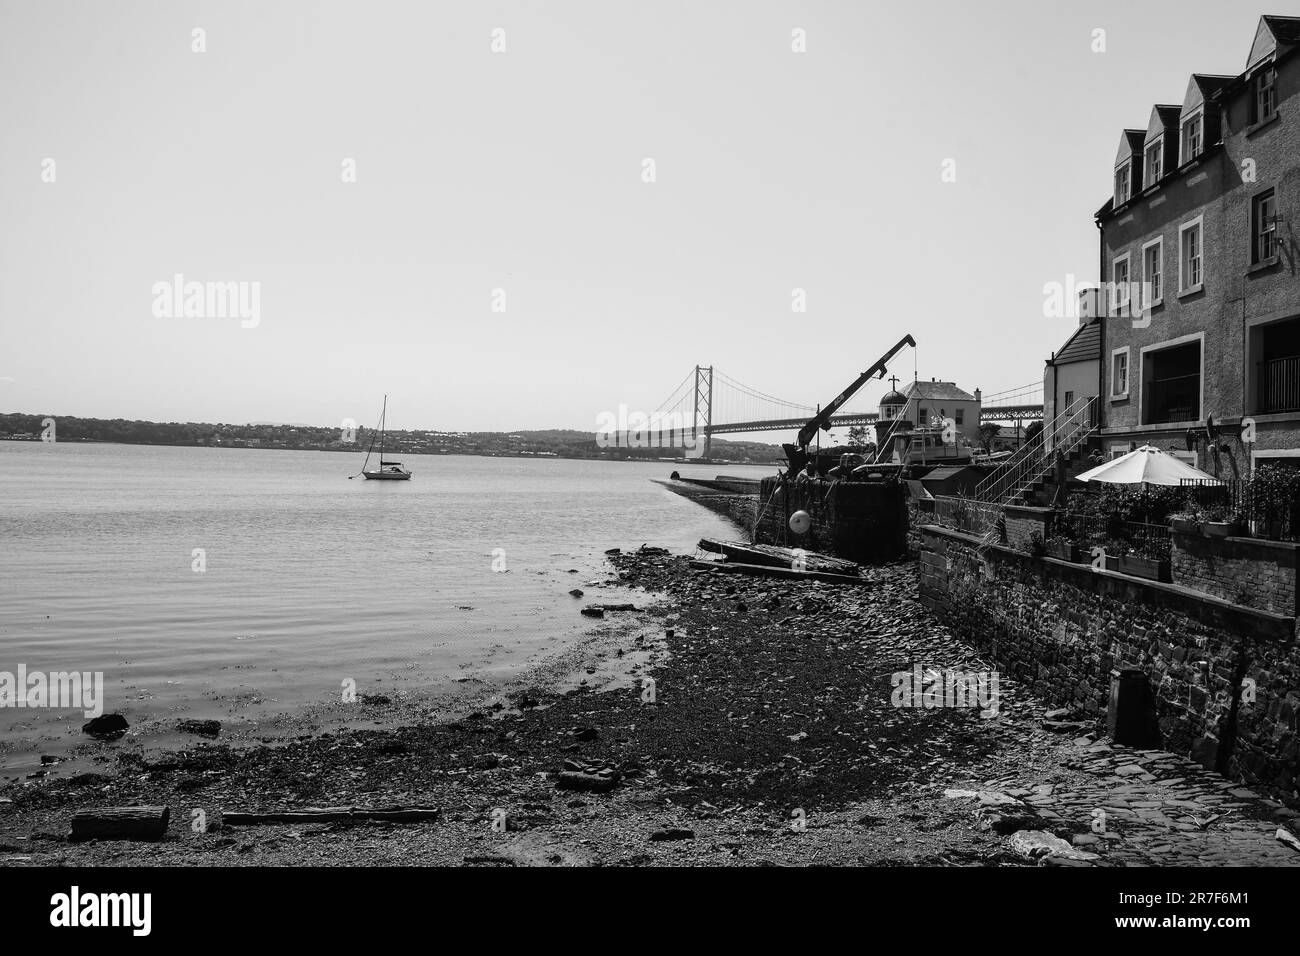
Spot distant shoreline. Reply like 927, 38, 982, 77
0, 436, 783, 467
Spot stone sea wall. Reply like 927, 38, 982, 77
919, 525, 1300, 798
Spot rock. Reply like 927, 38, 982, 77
604, 548, 621, 555
581, 607, 605, 618
82, 714, 129, 740
177, 719, 221, 737
569, 589, 584, 598
985, 812, 1041, 835
649, 828, 695, 842
1008, 830, 1100, 862
557, 770, 618, 793
1277, 828, 1300, 853
573, 727, 598, 742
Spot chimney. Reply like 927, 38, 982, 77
974, 388, 982, 402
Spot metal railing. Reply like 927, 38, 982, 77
933, 496, 1004, 540
972, 395, 1098, 504
1179, 476, 1300, 542
1257, 356, 1300, 414
1146, 374, 1199, 424
1052, 512, 1171, 561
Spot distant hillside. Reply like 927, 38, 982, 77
0, 413, 784, 464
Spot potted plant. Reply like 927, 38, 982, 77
1200, 503, 1242, 538
1028, 531, 1047, 557
1169, 499, 1203, 535
1096, 538, 1124, 571
1118, 547, 1172, 582
1044, 524, 1080, 562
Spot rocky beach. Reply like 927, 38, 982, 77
2, 547, 1297, 867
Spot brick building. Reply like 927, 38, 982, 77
1096, 15, 1300, 470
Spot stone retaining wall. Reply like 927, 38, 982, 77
919, 525, 1300, 799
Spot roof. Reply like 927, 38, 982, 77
920, 466, 970, 482
1115, 129, 1145, 166
880, 390, 907, 406
902, 380, 978, 403
1050, 319, 1102, 366
1266, 15, 1300, 46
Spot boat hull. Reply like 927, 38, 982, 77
362, 471, 412, 480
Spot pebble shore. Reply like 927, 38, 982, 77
2, 547, 1297, 867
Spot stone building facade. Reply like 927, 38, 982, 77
1097, 16, 1300, 470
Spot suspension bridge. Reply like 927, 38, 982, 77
610, 366, 1044, 459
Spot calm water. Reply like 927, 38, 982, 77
0, 442, 774, 760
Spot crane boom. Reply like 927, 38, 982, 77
795, 334, 916, 449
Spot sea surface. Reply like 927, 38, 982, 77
0, 442, 774, 765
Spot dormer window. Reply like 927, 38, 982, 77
1181, 112, 1203, 164
1254, 66, 1277, 124
1114, 162, 1132, 206
1145, 139, 1163, 186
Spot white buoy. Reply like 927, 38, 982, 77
789, 510, 811, 535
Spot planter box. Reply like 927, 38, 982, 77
1045, 540, 1080, 562
1170, 517, 1199, 535
1119, 554, 1171, 582
1202, 521, 1243, 539
1102, 553, 1119, 572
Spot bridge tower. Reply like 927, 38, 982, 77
693, 365, 713, 460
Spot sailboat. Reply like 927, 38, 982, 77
358, 395, 412, 480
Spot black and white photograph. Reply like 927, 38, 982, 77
1, 0, 1298, 939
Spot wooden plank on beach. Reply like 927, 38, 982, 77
697, 538, 860, 575
70, 806, 170, 841
690, 559, 866, 586
221, 806, 441, 826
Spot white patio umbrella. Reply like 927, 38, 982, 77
1075, 444, 1221, 486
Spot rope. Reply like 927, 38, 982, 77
751, 474, 787, 544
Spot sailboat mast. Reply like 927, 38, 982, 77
379, 394, 386, 461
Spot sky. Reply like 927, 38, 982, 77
1, 0, 1293, 438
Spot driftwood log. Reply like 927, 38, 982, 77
70, 806, 170, 841
221, 806, 441, 826
690, 559, 866, 585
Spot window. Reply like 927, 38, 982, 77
1179, 218, 1203, 293
1250, 316, 1300, 414
1253, 189, 1278, 264
1114, 162, 1131, 206
1181, 112, 1203, 164
1112, 254, 1130, 317
955, 409, 964, 425
1111, 348, 1129, 399
1255, 66, 1278, 124
1141, 337, 1202, 425
1142, 237, 1163, 307
1064, 390, 1075, 409
1145, 139, 1163, 185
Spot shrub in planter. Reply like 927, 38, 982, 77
1199, 503, 1242, 537
1118, 553, 1172, 582
1044, 535, 1080, 562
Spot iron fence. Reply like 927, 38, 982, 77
933, 496, 1004, 540
1179, 476, 1300, 542
1052, 512, 1171, 561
